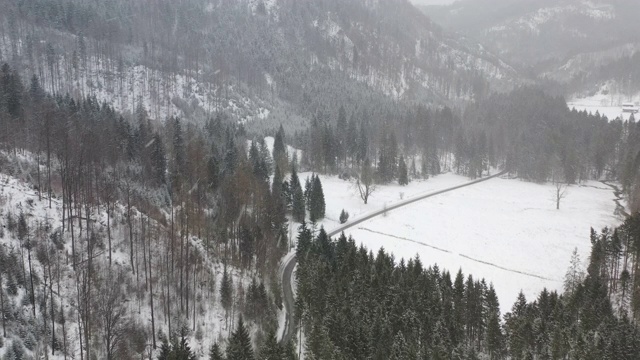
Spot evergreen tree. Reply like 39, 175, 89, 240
224, 128, 238, 175
29, 74, 44, 104
226, 316, 254, 360
309, 175, 326, 223
157, 330, 196, 360
151, 133, 166, 185
208, 145, 221, 191
336, 105, 348, 167
173, 328, 197, 360
296, 222, 313, 263
378, 125, 398, 183
271, 164, 288, 232
239, 225, 254, 268
257, 137, 273, 177
390, 332, 410, 360
210, 343, 225, 360
258, 329, 282, 360
1, 63, 23, 119
339, 209, 349, 224
220, 266, 233, 327
273, 125, 288, 173
290, 165, 305, 223
272, 164, 283, 197
282, 341, 298, 360
357, 120, 369, 165
398, 155, 409, 185
304, 176, 312, 208
172, 117, 186, 185
485, 284, 504, 359
249, 139, 269, 182
563, 247, 584, 294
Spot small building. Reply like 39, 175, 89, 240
622, 103, 639, 113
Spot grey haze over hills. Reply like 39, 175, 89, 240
420, 0, 640, 97
410, 0, 458, 5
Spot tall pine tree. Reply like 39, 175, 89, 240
226, 316, 254, 360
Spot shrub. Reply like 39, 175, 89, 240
339, 209, 349, 224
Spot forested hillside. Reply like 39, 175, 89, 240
566, 50, 640, 96
0, 62, 305, 358
0, 0, 518, 133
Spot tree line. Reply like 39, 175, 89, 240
292, 88, 640, 211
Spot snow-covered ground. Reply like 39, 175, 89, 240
568, 91, 639, 121
308, 172, 621, 312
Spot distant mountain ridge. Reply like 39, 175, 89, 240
421, 0, 640, 97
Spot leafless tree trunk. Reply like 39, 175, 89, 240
357, 159, 376, 204
97, 270, 128, 360
356, 179, 376, 205
555, 181, 568, 210
0, 274, 5, 337
149, 223, 156, 349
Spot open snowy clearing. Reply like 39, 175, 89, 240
307, 172, 621, 312
568, 92, 639, 121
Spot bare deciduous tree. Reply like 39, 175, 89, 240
555, 181, 568, 210
96, 269, 128, 360
356, 158, 376, 204
551, 157, 568, 210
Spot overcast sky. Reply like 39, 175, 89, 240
410, 0, 458, 5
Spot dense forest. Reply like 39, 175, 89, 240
0, 61, 332, 358
294, 214, 640, 359
293, 87, 640, 211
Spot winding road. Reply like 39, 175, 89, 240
279, 169, 508, 345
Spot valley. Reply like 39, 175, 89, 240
1, 0, 640, 358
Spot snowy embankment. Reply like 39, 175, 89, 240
307, 172, 621, 312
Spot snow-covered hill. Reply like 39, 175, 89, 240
0, 156, 260, 359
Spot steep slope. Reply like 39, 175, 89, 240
0, 0, 519, 129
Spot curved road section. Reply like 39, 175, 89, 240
279, 170, 508, 345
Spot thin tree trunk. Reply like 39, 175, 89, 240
37, 150, 42, 201
192, 262, 196, 331
107, 200, 112, 266
0, 274, 6, 337
27, 238, 36, 317
142, 217, 148, 290
149, 223, 156, 349
49, 256, 55, 355
128, 183, 135, 273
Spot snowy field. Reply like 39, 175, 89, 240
307, 172, 621, 312
568, 92, 639, 121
